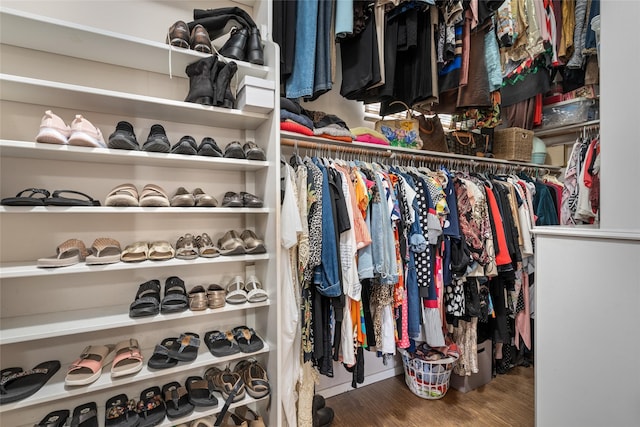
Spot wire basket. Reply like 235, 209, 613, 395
399, 348, 458, 400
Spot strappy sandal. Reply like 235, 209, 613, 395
139, 184, 170, 207
245, 275, 268, 303
176, 234, 199, 259
44, 189, 101, 206
104, 183, 139, 207
129, 280, 161, 318
148, 240, 175, 260
234, 406, 266, 427
105, 394, 139, 427
226, 276, 248, 304
204, 330, 240, 357
188, 286, 208, 311
136, 386, 166, 427
162, 381, 194, 420
110, 338, 143, 378
37, 238, 88, 268
231, 326, 264, 353
170, 187, 195, 207
240, 230, 266, 254
204, 366, 245, 403
185, 376, 218, 407
65, 345, 115, 386
206, 284, 226, 308
120, 241, 149, 262
1, 188, 50, 206
218, 230, 246, 255
234, 360, 270, 399
196, 233, 219, 258
161, 276, 189, 313
85, 237, 121, 265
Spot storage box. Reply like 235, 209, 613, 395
541, 97, 598, 130
236, 76, 275, 113
450, 339, 493, 393
493, 127, 534, 162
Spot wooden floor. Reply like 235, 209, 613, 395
326, 367, 534, 427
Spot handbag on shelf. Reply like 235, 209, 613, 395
417, 114, 448, 153
445, 131, 482, 156
375, 101, 423, 149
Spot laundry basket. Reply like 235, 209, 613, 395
399, 349, 457, 400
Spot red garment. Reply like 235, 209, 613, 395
582, 138, 599, 188
533, 93, 543, 126
280, 120, 313, 136
484, 185, 512, 266
545, 182, 563, 222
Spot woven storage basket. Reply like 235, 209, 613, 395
493, 127, 534, 162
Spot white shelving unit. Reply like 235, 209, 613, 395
0, 2, 280, 426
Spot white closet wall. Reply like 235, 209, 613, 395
534, 2, 640, 426
0, 1, 282, 426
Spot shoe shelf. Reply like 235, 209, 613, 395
0, 206, 273, 214
0, 301, 270, 345
0, 140, 271, 171
156, 394, 269, 427
0, 253, 270, 279
0, 341, 270, 413
0, 7, 270, 81
0, 74, 269, 130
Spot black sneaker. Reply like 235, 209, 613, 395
142, 124, 171, 153
171, 135, 198, 155
197, 137, 223, 157
108, 121, 139, 150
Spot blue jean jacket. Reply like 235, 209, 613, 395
312, 158, 341, 297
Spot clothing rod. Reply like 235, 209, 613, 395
281, 135, 562, 173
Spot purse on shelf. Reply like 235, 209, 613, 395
375, 101, 423, 149
417, 114, 448, 153
445, 130, 490, 157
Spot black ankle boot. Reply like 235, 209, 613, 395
313, 407, 334, 427
312, 394, 326, 413
220, 27, 248, 62
246, 27, 264, 65
214, 61, 238, 108
184, 56, 215, 105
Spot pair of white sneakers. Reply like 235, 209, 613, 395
36, 109, 106, 148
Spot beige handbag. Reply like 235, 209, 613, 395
374, 101, 423, 149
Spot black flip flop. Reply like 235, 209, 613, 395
71, 402, 99, 427
35, 409, 70, 427
232, 326, 264, 353
147, 337, 179, 370
162, 381, 194, 420
166, 332, 200, 362
0, 360, 60, 404
204, 330, 240, 357
137, 386, 166, 427
44, 190, 100, 206
186, 376, 218, 407
105, 394, 139, 427
1, 188, 50, 206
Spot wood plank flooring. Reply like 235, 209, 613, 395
325, 367, 534, 427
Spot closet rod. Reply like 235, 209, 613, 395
281, 136, 562, 173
